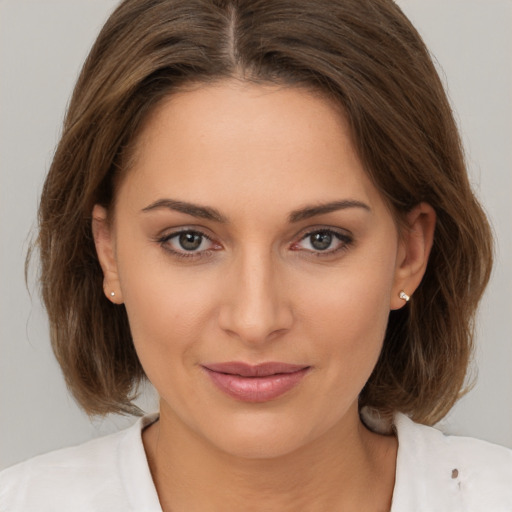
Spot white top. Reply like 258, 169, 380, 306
1, 412, 511, 511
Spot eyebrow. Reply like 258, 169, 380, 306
142, 199, 228, 222
288, 200, 370, 222
141, 198, 371, 223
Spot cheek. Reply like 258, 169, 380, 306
298, 246, 396, 377
115, 239, 217, 378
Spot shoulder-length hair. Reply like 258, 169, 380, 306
34, 0, 493, 425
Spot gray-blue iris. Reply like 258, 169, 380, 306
180, 233, 202, 251
311, 232, 332, 250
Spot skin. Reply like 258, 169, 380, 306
93, 80, 435, 511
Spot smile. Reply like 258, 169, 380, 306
202, 362, 311, 402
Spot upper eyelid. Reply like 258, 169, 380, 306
158, 227, 213, 241
298, 225, 352, 237
158, 225, 351, 239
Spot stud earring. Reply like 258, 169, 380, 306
399, 291, 410, 302
110, 292, 115, 297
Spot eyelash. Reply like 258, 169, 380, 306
156, 228, 353, 260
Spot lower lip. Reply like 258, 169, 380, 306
203, 367, 310, 402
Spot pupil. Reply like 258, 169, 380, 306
179, 233, 202, 251
311, 232, 332, 250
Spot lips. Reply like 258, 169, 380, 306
202, 362, 310, 402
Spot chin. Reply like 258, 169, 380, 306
194, 409, 333, 460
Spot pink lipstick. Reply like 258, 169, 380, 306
202, 362, 310, 402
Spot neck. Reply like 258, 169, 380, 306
142, 403, 397, 512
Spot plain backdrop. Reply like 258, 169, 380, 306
1, 0, 511, 471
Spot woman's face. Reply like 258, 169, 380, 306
95, 81, 413, 458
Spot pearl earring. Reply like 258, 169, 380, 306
110, 292, 115, 297
399, 291, 410, 302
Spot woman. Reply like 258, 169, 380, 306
1, 0, 510, 510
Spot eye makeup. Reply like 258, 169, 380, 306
154, 226, 354, 261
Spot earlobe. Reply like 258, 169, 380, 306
91, 204, 123, 304
390, 202, 436, 310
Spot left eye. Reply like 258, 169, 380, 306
293, 229, 351, 253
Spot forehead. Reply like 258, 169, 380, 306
118, 80, 386, 218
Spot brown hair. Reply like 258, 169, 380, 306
34, 0, 493, 424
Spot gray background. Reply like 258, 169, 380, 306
1, 0, 511, 470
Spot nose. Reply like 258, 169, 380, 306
218, 248, 294, 346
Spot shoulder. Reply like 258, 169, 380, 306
0, 413, 161, 512
0, 429, 126, 512
392, 412, 512, 512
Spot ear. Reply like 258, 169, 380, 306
390, 202, 436, 310
92, 204, 124, 304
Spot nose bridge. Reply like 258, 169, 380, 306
219, 243, 292, 344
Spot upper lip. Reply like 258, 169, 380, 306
203, 362, 309, 377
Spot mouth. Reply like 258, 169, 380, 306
202, 362, 311, 402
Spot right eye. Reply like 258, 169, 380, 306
158, 229, 220, 259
